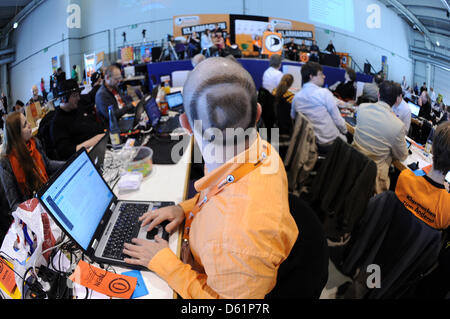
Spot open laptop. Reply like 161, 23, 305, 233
144, 96, 181, 134
408, 102, 421, 119
166, 91, 184, 113
37, 149, 173, 269
118, 97, 146, 133
88, 133, 109, 173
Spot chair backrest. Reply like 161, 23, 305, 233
341, 191, 442, 299
266, 194, 329, 299
36, 110, 59, 161
171, 70, 190, 88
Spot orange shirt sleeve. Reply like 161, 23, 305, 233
178, 193, 200, 219
148, 247, 221, 299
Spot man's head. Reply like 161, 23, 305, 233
269, 54, 282, 70
432, 122, 450, 175
191, 53, 206, 68
378, 81, 402, 107
182, 57, 259, 146
15, 100, 24, 112
58, 79, 81, 111
31, 85, 39, 97
105, 65, 123, 89
301, 61, 325, 87
345, 67, 356, 82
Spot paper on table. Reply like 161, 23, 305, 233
121, 270, 148, 299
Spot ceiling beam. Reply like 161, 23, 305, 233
385, 0, 435, 47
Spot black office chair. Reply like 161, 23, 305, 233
257, 88, 276, 143
266, 194, 329, 299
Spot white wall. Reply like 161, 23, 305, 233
7, 0, 416, 106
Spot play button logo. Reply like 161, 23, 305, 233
265, 34, 283, 53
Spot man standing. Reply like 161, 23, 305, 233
291, 61, 347, 154
353, 81, 408, 193
122, 57, 298, 299
262, 54, 283, 93
28, 85, 45, 106
52, 79, 105, 160
95, 65, 135, 128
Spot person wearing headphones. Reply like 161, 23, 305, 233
52, 79, 105, 160
0, 112, 65, 212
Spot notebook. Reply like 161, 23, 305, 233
144, 96, 181, 134
88, 133, 109, 173
408, 102, 421, 118
118, 96, 147, 133
166, 91, 184, 112
37, 149, 173, 270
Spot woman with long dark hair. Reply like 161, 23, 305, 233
0, 112, 64, 212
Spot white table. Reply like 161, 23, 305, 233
103, 137, 193, 299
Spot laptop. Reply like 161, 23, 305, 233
37, 149, 173, 269
166, 91, 184, 113
88, 133, 109, 173
144, 96, 181, 134
408, 102, 421, 118
118, 97, 146, 133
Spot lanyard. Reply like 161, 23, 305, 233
183, 143, 270, 241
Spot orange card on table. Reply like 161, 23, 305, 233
69, 260, 137, 299
0, 257, 17, 294
422, 164, 432, 175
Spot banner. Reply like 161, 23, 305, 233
262, 31, 283, 57
51, 56, 58, 73
84, 53, 96, 80
96, 51, 105, 70
120, 47, 134, 65
173, 14, 230, 37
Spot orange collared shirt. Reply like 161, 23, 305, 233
395, 169, 450, 230
148, 134, 299, 298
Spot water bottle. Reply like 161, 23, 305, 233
108, 105, 121, 148
424, 138, 432, 155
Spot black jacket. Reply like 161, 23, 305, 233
310, 138, 377, 238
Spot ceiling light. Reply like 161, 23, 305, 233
13, 22, 18, 29
436, 41, 440, 46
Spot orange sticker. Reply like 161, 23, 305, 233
0, 258, 17, 294
422, 164, 432, 175
69, 260, 137, 299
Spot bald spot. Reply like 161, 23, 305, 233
183, 57, 257, 135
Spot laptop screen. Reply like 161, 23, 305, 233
408, 102, 420, 117
40, 151, 114, 251
144, 97, 161, 127
166, 92, 183, 109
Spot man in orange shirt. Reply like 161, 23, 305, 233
395, 122, 450, 230
123, 57, 299, 298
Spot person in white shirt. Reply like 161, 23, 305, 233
392, 92, 411, 133
262, 54, 283, 93
291, 61, 347, 153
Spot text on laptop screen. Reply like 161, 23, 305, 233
408, 102, 420, 117
166, 92, 183, 108
40, 151, 114, 250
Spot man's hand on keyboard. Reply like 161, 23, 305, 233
140, 205, 185, 234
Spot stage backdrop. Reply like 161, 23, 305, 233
173, 14, 315, 57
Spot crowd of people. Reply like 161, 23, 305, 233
0, 38, 448, 300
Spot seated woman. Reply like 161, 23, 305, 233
0, 112, 65, 212
332, 67, 357, 102
395, 121, 450, 230
272, 74, 295, 135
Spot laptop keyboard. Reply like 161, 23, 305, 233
102, 203, 150, 260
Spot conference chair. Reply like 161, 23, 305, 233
338, 191, 442, 299
265, 194, 329, 299
308, 138, 377, 243
284, 111, 318, 195
171, 70, 190, 88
